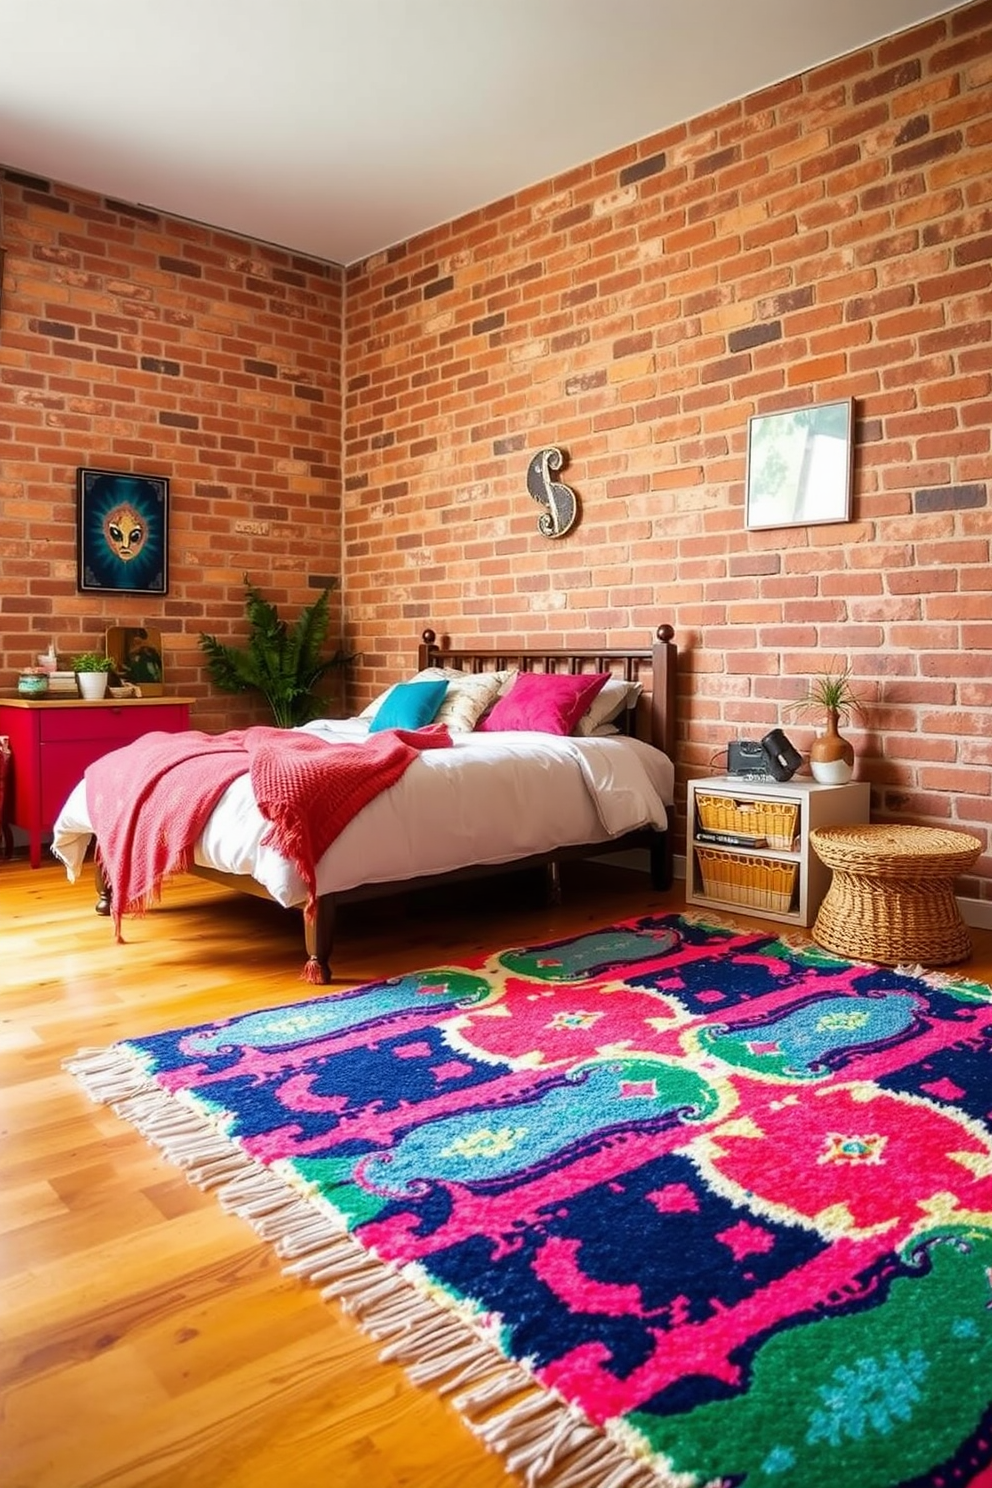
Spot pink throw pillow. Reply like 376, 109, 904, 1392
477, 672, 609, 735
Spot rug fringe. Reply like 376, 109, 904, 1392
66, 1040, 680, 1488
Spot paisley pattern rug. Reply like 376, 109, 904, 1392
68, 912, 992, 1488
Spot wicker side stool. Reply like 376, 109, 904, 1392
809, 824, 982, 966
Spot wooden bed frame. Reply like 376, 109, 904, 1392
97, 623, 678, 981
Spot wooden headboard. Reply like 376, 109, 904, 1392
417, 623, 678, 760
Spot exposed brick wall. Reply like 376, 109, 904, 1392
0, 172, 344, 734
1, 5, 990, 901
343, 1, 992, 901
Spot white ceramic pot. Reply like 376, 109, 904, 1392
77, 671, 109, 700
809, 755, 854, 784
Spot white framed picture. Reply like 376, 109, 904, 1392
745, 398, 854, 531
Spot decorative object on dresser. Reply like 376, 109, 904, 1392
686, 773, 870, 927
199, 575, 356, 727
71, 652, 114, 701
76, 467, 169, 596
17, 667, 50, 698
0, 695, 194, 868
526, 445, 578, 538
46, 671, 82, 695
784, 659, 869, 784
37, 647, 81, 694
105, 626, 164, 696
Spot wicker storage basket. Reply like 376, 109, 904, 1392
695, 793, 799, 851
696, 847, 799, 914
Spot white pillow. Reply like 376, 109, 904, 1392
573, 678, 642, 736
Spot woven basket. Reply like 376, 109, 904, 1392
809, 824, 982, 967
696, 847, 799, 914
696, 794, 799, 850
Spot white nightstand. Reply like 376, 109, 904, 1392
685, 774, 870, 927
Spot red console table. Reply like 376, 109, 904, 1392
0, 695, 194, 867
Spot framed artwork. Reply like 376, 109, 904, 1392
745, 399, 854, 531
105, 626, 165, 696
76, 467, 170, 594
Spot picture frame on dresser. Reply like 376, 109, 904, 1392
76, 468, 170, 595
105, 626, 165, 696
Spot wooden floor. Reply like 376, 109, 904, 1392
3, 855, 991, 1488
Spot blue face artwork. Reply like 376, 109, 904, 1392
80, 473, 167, 592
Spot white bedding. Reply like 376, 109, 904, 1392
51, 717, 673, 909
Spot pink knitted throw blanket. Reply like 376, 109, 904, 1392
85, 724, 452, 939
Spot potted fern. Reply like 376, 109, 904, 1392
199, 577, 355, 727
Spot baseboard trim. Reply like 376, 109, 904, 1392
960, 896, 992, 931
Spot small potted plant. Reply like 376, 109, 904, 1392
72, 652, 114, 701
784, 662, 869, 783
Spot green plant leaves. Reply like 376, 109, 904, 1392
784, 661, 869, 724
199, 576, 354, 727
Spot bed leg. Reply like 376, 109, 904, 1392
303, 894, 336, 984
545, 859, 562, 906
94, 857, 112, 917
650, 829, 674, 891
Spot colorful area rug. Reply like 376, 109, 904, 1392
69, 912, 992, 1487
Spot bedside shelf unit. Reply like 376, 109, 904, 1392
685, 774, 870, 927
0, 696, 194, 868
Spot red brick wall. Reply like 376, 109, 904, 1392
1, 5, 990, 901
343, 2, 992, 901
0, 173, 344, 733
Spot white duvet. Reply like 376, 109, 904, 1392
51, 717, 673, 909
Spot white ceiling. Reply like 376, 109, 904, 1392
0, 0, 958, 266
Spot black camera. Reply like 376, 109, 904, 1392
760, 728, 803, 781
728, 730, 802, 783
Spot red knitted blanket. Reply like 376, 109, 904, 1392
85, 724, 452, 939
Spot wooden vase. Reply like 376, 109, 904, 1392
809, 708, 854, 783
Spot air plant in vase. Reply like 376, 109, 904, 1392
784, 662, 870, 783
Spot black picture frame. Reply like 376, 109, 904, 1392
745, 398, 854, 531
76, 468, 170, 595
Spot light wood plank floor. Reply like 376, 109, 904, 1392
3, 855, 991, 1488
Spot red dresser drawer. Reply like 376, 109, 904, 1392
0, 697, 194, 866
37, 704, 189, 744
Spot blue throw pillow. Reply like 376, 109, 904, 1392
368, 679, 448, 733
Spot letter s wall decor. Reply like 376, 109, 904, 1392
526, 447, 578, 539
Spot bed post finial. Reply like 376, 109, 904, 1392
418, 628, 439, 671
